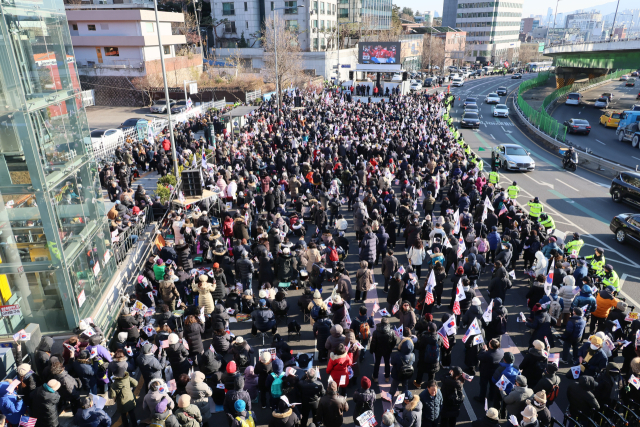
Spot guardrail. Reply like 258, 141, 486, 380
91, 98, 226, 160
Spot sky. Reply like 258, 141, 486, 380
396, 0, 613, 20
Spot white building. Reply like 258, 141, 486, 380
564, 11, 603, 32
444, 0, 523, 63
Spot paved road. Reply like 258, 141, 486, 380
550, 78, 640, 167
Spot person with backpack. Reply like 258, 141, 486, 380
414, 322, 443, 388
297, 368, 325, 427
351, 306, 375, 361
440, 367, 465, 427
532, 363, 561, 408
265, 358, 285, 410
355, 261, 374, 303
229, 337, 254, 370
229, 399, 255, 427
317, 382, 349, 427
150, 397, 180, 427
371, 317, 399, 383
353, 376, 376, 426
518, 340, 549, 389
389, 332, 415, 396
273, 247, 298, 285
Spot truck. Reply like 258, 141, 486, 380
616, 111, 640, 147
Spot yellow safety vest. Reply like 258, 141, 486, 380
489, 171, 499, 184
528, 202, 543, 217
507, 185, 520, 199
565, 239, 584, 256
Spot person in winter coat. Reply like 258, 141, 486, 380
390, 335, 415, 396
186, 371, 213, 423
175, 395, 202, 427
70, 350, 99, 395
355, 261, 374, 302
484, 297, 508, 343
532, 363, 561, 408
15, 362, 39, 408
359, 227, 378, 266
371, 317, 399, 382
577, 335, 608, 377
252, 299, 278, 335
472, 408, 501, 427
314, 309, 334, 361
518, 340, 548, 388
594, 363, 624, 408
150, 397, 180, 427
0, 380, 26, 426
325, 324, 346, 354
326, 343, 353, 395
558, 276, 577, 328
561, 307, 586, 365
274, 247, 298, 284
488, 261, 511, 303
242, 365, 259, 401
230, 336, 255, 369
34, 336, 54, 376
382, 250, 399, 293
30, 380, 61, 427
110, 369, 139, 427
269, 397, 301, 427
137, 343, 166, 390
398, 391, 423, 427
567, 375, 599, 419
420, 380, 443, 427
487, 227, 501, 263
254, 351, 273, 409
501, 375, 533, 421
265, 358, 286, 410
353, 377, 376, 425
74, 396, 112, 427
396, 301, 417, 332
475, 338, 504, 403
183, 315, 205, 357
387, 272, 405, 311
49, 360, 81, 410
298, 368, 325, 427
166, 333, 191, 378
317, 382, 349, 427
414, 323, 443, 387
526, 304, 556, 348
532, 252, 548, 279
193, 275, 216, 314
591, 286, 621, 334
526, 275, 546, 311
489, 352, 519, 414
571, 285, 597, 314
408, 240, 427, 279
440, 367, 465, 427
331, 295, 349, 329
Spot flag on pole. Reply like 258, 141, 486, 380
425, 270, 435, 305
453, 300, 461, 315
457, 237, 466, 259
483, 300, 494, 323
438, 326, 450, 349
456, 279, 466, 302
453, 209, 460, 235
481, 205, 488, 222
498, 205, 508, 217
443, 314, 457, 334
544, 260, 555, 296
19, 417, 37, 427
484, 196, 494, 211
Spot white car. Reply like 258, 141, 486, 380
493, 104, 510, 117
452, 78, 464, 87
566, 93, 582, 106
410, 82, 423, 91
486, 93, 501, 104
620, 75, 629, 81
150, 99, 176, 113
90, 128, 123, 144
594, 97, 609, 108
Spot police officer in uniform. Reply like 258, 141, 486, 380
585, 247, 606, 277
489, 170, 499, 186
565, 232, 584, 257
539, 213, 555, 231
507, 181, 519, 199
528, 197, 543, 222
602, 264, 620, 294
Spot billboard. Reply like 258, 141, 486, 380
359, 42, 399, 64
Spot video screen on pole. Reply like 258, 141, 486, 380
359, 42, 399, 64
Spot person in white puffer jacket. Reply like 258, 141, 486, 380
557, 276, 577, 327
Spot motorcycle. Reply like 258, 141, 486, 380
562, 157, 577, 171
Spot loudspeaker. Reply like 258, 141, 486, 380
294, 96, 302, 107
181, 169, 203, 197
402, 72, 408, 81
349, 71, 354, 80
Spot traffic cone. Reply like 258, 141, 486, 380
458, 97, 461, 100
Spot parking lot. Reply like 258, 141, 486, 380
85, 105, 167, 131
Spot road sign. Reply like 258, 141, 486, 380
538, 42, 545, 52
189, 82, 198, 94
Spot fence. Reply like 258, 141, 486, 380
245, 90, 262, 103
515, 69, 631, 142
81, 89, 95, 107
91, 98, 226, 161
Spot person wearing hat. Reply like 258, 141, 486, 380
274, 246, 298, 285
186, 371, 213, 424
308, 290, 328, 324
165, 333, 191, 379
230, 398, 256, 427
593, 363, 623, 407
137, 342, 166, 391
396, 390, 423, 427
590, 285, 622, 334
255, 351, 274, 409
576, 335, 608, 377
270, 396, 301, 427
174, 395, 202, 427
567, 375, 600, 419
69, 349, 99, 395
29, 380, 61, 427
531, 390, 551, 426
472, 407, 500, 427
193, 274, 217, 315
518, 341, 548, 389
520, 404, 539, 427
73, 395, 111, 427
149, 397, 179, 427
532, 363, 561, 407
440, 367, 465, 427
501, 375, 533, 422
318, 381, 349, 427
489, 351, 518, 414
353, 377, 376, 425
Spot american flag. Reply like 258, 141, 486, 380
19, 417, 37, 427
438, 326, 450, 349
425, 270, 435, 305
453, 300, 461, 315
498, 205, 507, 217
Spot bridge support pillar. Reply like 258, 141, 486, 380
555, 73, 575, 89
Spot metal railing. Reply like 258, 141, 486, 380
546, 36, 640, 49
246, 89, 262, 102
111, 205, 155, 264
515, 69, 631, 142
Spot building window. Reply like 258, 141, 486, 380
271, 1, 274, 10
284, 1, 298, 14
338, 8, 348, 17
313, 38, 318, 49
244, 1, 248, 10
320, 2, 325, 13
72, 24, 78, 31
163, 45, 171, 55
313, 20, 318, 27
286, 19, 299, 31
224, 21, 237, 33
144, 22, 154, 33
332, 4, 335, 14
320, 20, 324, 29
88, 24, 96, 31
222, 2, 235, 15
313, 1, 318, 10
246, 21, 249, 29
104, 47, 119, 56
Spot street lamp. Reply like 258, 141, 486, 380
272, 4, 304, 113
336, 21, 354, 83
609, 0, 622, 41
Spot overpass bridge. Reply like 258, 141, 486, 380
543, 38, 640, 87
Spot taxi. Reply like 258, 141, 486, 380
600, 110, 622, 128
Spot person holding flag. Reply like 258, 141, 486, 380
414, 322, 444, 388
440, 314, 458, 369
463, 316, 485, 375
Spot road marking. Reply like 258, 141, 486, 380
596, 139, 606, 145
463, 389, 477, 421
555, 179, 579, 191
491, 134, 495, 139
548, 189, 610, 224
633, 157, 640, 161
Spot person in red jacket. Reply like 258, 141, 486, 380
326, 343, 353, 396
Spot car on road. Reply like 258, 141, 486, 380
452, 77, 464, 87
119, 118, 149, 129
626, 78, 636, 87
511, 73, 522, 79
497, 86, 508, 96
611, 171, 640, 208
493, 104, 509, 117
594, 97, 610, 108
150, 99, 176, 113
602, 93, 614, 101
600, 110, 622, 128
492, 144, 535, 171
633, 104, 640, 111
610, 213, 640, 245
564, 118, 591, 135
464, 104, 479, 114
566, 93, 582, 106
632, 71, 639, 77
618, 122, 640, 147
485, 93, 501, 104
423, 78, 434, 87
410, 82, 423, 91
464, 97, 477, 107
90, 128, 123, 144
171, 99, 192, 114
461, 112, 480, 128
620, 75, 630, 81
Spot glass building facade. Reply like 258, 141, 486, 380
0, 0, 114, 335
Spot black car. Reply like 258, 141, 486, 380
119, 118, 149, 129
610, 171, 640, 207
423, 78, 433, 87
511, 73, 522, 79
497, 86, 508, 96
461, 112, 480, 128
610, 213, 640, 246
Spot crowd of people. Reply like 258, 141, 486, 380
4, 82, 640, 427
